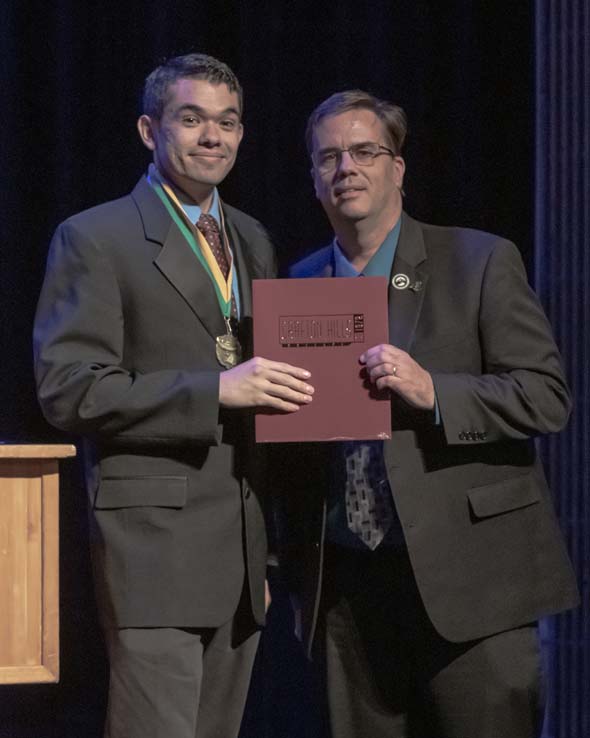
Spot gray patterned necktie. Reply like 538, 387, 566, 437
344, 441, 394, 549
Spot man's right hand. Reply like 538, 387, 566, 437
219, 357, 313, 412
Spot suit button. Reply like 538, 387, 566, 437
480, 431, 487, 440
459, 432, 466, 440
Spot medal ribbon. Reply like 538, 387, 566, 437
149, 170, 233, 318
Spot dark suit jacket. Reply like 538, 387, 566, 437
278, 212, 579, 655
34, 176, 276, 629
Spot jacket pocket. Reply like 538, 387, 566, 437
94, 476, 187, 509
467, 472, 539, 519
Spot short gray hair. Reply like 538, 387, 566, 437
306, 89, 407, 155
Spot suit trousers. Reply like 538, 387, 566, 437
319, 543, 543, 738
103, 616, 260, 738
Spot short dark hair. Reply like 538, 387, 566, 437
306, 90, 407, 156
142, 53, 243, 120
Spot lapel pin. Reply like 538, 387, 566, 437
392, 273, 410, 289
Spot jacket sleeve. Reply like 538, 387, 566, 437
432, 239, 571, 444
33, 219, 223, 445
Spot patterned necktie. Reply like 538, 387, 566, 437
344, 441, 394, 549
197, 213, 230, 279
197, 213, 237, 317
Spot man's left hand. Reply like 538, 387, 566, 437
360, 344, 435, 410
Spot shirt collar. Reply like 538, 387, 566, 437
332, 216, 402, 278
182, 188, 221, 227
148, 164, 221, 226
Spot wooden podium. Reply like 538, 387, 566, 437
0, 444, 76, 683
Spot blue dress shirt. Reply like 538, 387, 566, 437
327, 218, 405, 548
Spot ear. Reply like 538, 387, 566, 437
137, 115, 157, 152
237, 122, 244, 145
393, 156, 406, 190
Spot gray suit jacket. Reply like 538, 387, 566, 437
34, 176, 276, 629
279, 212, 579, 654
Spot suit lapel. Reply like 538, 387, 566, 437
307, 245, 336, 278
319, 252, 335, 277
132, 177, 226, 340
225, 212, 252, 318
387, 213, 428, 353
308, 220, 428, 354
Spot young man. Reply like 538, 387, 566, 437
33, 53, 313, 738
279, 90, 578, 738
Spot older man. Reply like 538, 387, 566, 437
278, 90, 578, 738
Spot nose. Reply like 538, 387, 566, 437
335, 149, 357, 176
199, 120, 221, 146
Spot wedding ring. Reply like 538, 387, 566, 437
392, 365, 398, 376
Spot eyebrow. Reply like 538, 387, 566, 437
174, 103, 241, 119
316, 141, 377, 154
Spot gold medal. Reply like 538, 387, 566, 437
216, 333, 242, 368
216, 319, 242, 368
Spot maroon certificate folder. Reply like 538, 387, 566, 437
253, 276, 391, 442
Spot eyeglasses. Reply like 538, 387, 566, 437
313, 142, 396, 173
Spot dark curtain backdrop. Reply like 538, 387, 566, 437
535, 2, 589, 737
0, 2, 580, 737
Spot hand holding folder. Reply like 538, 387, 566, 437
253, 276, 391, 442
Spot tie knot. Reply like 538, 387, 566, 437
196, 212, 230, 280
197, 213, 220, 237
